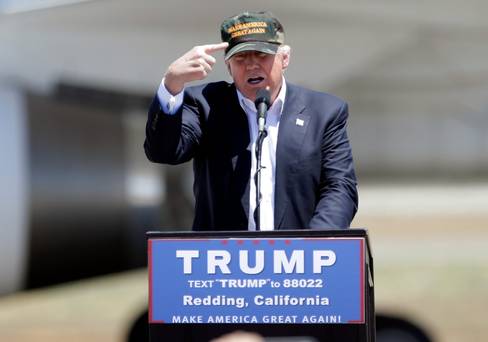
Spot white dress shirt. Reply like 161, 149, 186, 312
157, 77, 287, 230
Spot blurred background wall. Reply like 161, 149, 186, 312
0, 1, 487, 341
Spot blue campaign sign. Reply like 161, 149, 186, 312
149, 237, 365, 324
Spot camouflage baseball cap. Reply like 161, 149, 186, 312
220, 11, 285, 60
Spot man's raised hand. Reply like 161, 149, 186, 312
164, 42, 229, 95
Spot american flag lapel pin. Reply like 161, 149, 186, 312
296, 118, 304, 127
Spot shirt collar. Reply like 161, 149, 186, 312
236, 76, 287, 116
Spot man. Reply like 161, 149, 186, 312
144, 11, 358, 231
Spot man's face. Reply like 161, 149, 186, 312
227, 49, 289, 103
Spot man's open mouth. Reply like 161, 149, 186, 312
247, 77, 264, 85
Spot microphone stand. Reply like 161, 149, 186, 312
253, 88, 270, 231
254, 128, 267, 231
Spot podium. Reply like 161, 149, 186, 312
147, 229, 375, 341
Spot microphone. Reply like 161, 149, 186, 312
255, 88, 271, 133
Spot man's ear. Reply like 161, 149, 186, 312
282, 54, 290, 70
280, 45, 291, 71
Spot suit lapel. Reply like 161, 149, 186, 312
275, 83, 308, 228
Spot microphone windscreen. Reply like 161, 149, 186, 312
255, 88, 271, 107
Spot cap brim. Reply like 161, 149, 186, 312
225, 41, 280, 60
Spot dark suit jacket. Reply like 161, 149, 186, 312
144, 81, 358, 231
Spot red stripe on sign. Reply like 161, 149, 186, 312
155, 239, 210, 242
360, 238, 365, 323
303, 237, 360, 241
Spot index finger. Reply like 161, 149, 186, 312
203, 42, 229, 54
